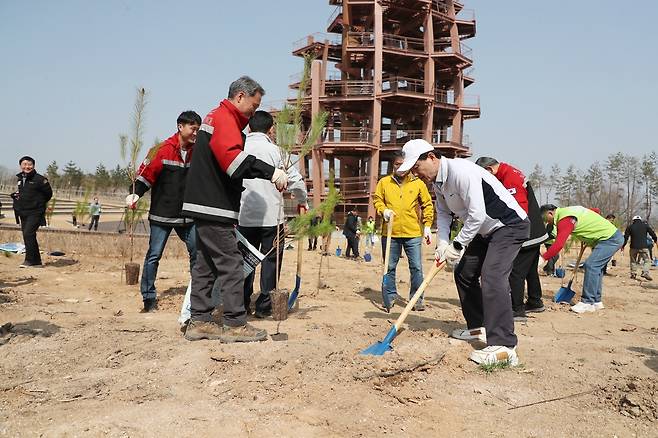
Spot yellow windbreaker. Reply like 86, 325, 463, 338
373, 173, 434, 237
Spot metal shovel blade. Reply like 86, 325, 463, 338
287, 274, 301, 310
360, 326, 397, 356
554, 281, 576, 303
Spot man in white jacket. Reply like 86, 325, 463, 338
398, 140, 529, 366
238, 111, 308, 317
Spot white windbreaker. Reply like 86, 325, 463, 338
238, 132, 308, 227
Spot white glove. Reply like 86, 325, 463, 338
125, 194, 139, 208
435, 240, 449, 262
383, 209, 394, 221
271, 168, 288, 192
437, 242, 464, 268
424, 226, 432, 245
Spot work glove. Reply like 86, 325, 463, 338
383, 209, 394, 222
271, 168, 288, 192
436, 241, 464, 268
424, 226, 432, 245
434, 240, 449, 263
297, 203, 309, 214
125, 194, 140, 209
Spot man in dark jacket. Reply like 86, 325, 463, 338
126, 111, 201, 312
343, 210, 360, 259
476, 157, 548, 318
12, 156, 52, 267
181, 76, 288, 343
622, 215, 657, 280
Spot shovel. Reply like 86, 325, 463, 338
554, 243, 586, 303
287, 238, 304, 310
381, 216, 395, 310
361, 262, 444, 355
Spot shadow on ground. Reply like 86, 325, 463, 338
45, 259, 79, 268
5, 320, 61, 338
628, 346, 658, 373
363, 310, 460, 335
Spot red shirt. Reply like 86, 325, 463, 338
541, 217, 576, 260
496, 162, 528, 213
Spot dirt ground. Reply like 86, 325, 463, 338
0, 229, 656, 437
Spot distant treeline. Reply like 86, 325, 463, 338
528, 152, 658, 225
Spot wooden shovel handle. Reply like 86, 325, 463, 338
569, 243, 587, 283
393, 262, 445, 331
296, 237, 303, 276
382, 216, 395, 276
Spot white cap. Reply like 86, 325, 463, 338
633, 215, 642, 220
397, 139, 434, 173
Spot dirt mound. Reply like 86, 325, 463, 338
600, 377, 658, 421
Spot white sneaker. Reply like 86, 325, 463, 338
451, 327, 486, 342
593, 302, 604, 310
571, 301, 596, 314
469, 345, 518, 366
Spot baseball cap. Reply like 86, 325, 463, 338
633, 215, 642, 220
397, 139, 434, 173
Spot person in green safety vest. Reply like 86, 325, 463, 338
364, 216, 376, 249
540, 204, 624, 313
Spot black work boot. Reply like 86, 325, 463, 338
141, 298, 158, 313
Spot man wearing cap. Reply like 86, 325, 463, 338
540, 204, 624, 313
399, 140, 529, 366
622, 215, 657, 281
475, 157, 548, 320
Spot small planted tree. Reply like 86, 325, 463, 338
120, 87, 148, 284
288, 172, 341, 289
45, 198, 56, 227
268, 55, 328, 314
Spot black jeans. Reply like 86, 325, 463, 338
308, 236, 317, 250
190, 220, 246, 327
454, 221, 529, 347
345, 234, 359, 257
88, 215, 100, 231
237, 225, 284, 313
20, 214, 43, 265
509, 246, 543, 311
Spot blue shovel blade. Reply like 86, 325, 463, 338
287, 275, 301, 310
360, 326, 398, 356
554, 285, 575, 303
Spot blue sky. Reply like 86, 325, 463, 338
1, 0, 657, 175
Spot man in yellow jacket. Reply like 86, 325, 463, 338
373, 151, 434, 311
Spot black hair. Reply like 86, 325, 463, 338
249, 110, 274, 133
19, 156, 35, 165
475, 156, 499, 168
177, 111, 201, 126
392, 150, 404, 160
417, 149, 441, 161
605, 214, 616, 220
540, 204, 558, 214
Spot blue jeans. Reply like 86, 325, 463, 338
381, 236, 423, 307
581, 230, 623, 303
141, 223, 196, 300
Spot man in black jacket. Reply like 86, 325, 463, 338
181, 76, 288, 343
126, 111, 201, 313
343, 210, 360, 259
12, 156, 52, 267
622, 215, 657, 280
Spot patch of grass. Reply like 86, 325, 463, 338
479, 359, 513, 373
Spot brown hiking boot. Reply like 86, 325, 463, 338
219, 323, 268, 343
184, 320, 223, 341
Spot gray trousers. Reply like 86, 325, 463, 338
454, 220, 530, 347
629, 248, 651, 275
190, 220, 246, 327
